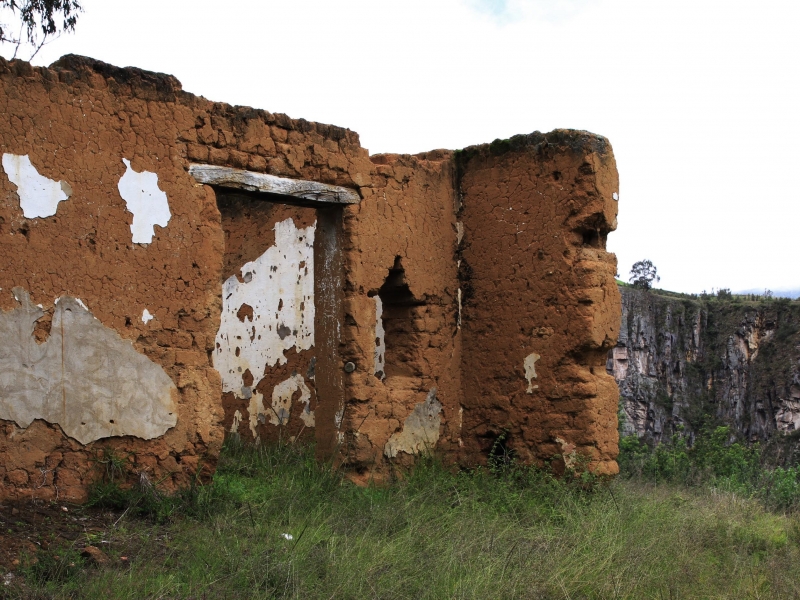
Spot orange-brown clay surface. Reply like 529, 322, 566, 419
0, 55, 370, 501
457, 133, 622, 474
1, 55, 621, 500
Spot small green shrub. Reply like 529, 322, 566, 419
618, 426, 800, 511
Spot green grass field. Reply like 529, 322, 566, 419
8, 434, 800, 600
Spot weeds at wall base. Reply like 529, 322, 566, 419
18, 546, 86, 588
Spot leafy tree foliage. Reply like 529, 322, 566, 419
716, 288, 732, 300
629, 259, 660, 290
0, 0, 81, 59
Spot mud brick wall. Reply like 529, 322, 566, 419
1, 54, 622, 500
337, 151, 462, 482
0, 55, 370, 501
457, 132, 622, 474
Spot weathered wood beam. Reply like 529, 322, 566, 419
188, 164, 360, 205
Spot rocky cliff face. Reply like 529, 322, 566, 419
608, 287, 800, 455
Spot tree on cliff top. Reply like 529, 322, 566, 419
0, 0, 82, 60
629, 260, 660, 290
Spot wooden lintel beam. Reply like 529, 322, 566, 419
188, 164, 361, 205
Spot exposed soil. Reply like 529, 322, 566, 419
0, 500, 126, 575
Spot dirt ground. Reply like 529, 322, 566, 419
0, 499, 131, 590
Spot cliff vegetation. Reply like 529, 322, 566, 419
610, 285, 800, 465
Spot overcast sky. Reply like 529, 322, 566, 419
4, 0, 799, 295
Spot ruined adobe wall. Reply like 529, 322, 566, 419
336, 151, 462, 481
1, 54, 623, 499
0, 55, 371, 501
332, 134, 622, 478
456, 132, 622, 474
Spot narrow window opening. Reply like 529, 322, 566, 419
378, 257, 426, 378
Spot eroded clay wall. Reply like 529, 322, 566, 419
1, 54, 623, 499
336, 151, 462, 481
457, 132, 622, 474
0, 55, 371, 501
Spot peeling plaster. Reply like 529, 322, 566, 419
300, 404, 316, 428
373, 296, 386, 380
334, 406, 345, 443
457, 288, 462, 329
117, 158, 171, 244
2, 153, 71, 218
0, 288, 177, 444
247, 391, 265, 439
230, 409, 242, 434
524, 352, 541, 393
244, 374, 314, 434
555, 437, 577, 469
269, 374, 313, 426
384, 388, 442, 458
214, 218, 315, 399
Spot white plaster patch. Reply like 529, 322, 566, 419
373, 296, 386, 380
555, 437, 577, 469
214, 218, 315, 398
384, 388, 443, 458
524, 352, 541, 393
300, 403, 316, 428
612, 192, 619, 201
141, 308, 154, 324
269, 374, 312, 427
230, 409, 242, 433
117, 158, 171, 244
457, 288, 462, 329
0, 288, 177, 444
2, 154, 71, 218
247, 391, 265, 439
